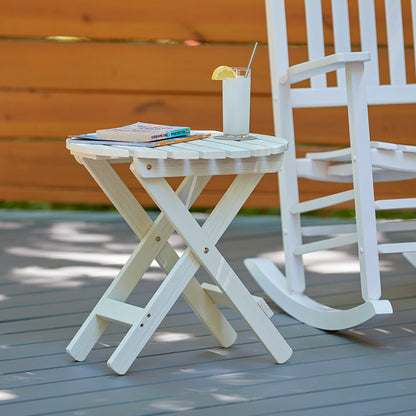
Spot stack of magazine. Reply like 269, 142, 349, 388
68, 121, 210, 147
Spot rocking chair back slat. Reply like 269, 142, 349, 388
358, 0, 380, 86
265, 0, 290, 136
385, 0, 406, 85
331, 0, 351, 87
280, 0, 416, 107
305, 0, 327, 88
266, 0, 289, 81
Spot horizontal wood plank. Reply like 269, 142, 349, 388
0, 0, 268, 43
0, 92, 273, 138
1, 1, 416, 209
1, 0, 414, 47
1, 91, 415, 147
1, 210, 416, 415
1, 41, 414, 93
0, 141, 414, 209
0, 41, 271, 93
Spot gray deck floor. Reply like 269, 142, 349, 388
0, 210, 415, 416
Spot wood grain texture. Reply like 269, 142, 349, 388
1, 211, 416, 415
1, 0, 415, 207
1, 0, 413, 45
0, 0, 268, 42
1, 41, 414, 93
2, 91, 415, 146
0, 41, 271, 93
0, 141, 414, 209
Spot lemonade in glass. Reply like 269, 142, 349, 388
212, 65, 255, 140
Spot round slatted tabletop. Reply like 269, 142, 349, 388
66, 131, 288, 160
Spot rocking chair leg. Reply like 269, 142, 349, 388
345, 62, 382, 301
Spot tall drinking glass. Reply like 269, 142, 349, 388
218, 67, 256, 140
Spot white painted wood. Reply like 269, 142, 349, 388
67, 134, 289, 374
106, 248, 203, 374
244, 0, 416, 330
265, 0, 290, 90
68, 173, 234, 371
378, 242, 416, 254
217, 140, 273, 157
66, 141, 130, 158
244, 258, 393, 331
133, 172, 292, 366
180, 275, 238, 349
69, 131, 277, 161
252, 135, 289, 154
96, 299, 145, 326
291, 190, 355, 214
370, 141, 400, 150
306, 142, 402, 162
372, 170, 416, 182
358, 0, 380, 85
200, 283, 274, 318
66, 160, 238, 365
403, 251, 416, 267
302, 223, 358, 237
399, 143, 416, 153
280, 52, 370, 85
298, 157, 416, 183
375, 198, 416, 210
70, 151, 111, 162
203, 138, 253, 158
294, 233, 358, 256
132, 147, 168, 159
305, 0, 326, 88
266, 0, 307, 297
290, 84, 416, 107
296, 158, 352, 182
366, 85, 416, 103
168, 142, 226, 159
345, 61, 381, 302
197, 138, 274, 157
326, 162, 353, 177
306, 147, 352, 162
331, 0, 351, 87
132, 153, 284, 179
265, 0, 290, 137
385, 0, 406, 85
371, 149, 416, 172
302, 219, 416, 237
163, 146, 200, 160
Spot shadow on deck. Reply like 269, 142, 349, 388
0, 210, 415, 415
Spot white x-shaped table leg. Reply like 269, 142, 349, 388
120, 160, 293, 373
67, 159, 238, 373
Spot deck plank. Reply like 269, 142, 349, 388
0, 211, 415, 415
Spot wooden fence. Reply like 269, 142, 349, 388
1, 0, 415, 209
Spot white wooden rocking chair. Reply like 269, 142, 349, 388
245, 0, 416, 330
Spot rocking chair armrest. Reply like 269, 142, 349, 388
280, 52, 370, 85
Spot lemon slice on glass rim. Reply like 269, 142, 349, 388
211, 65, 237, 80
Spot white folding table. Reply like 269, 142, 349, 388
66, 131, 291, 375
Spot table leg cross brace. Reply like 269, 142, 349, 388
66, 159, 239, 372
131, 161, 292, 368
66, 158, 292, 374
